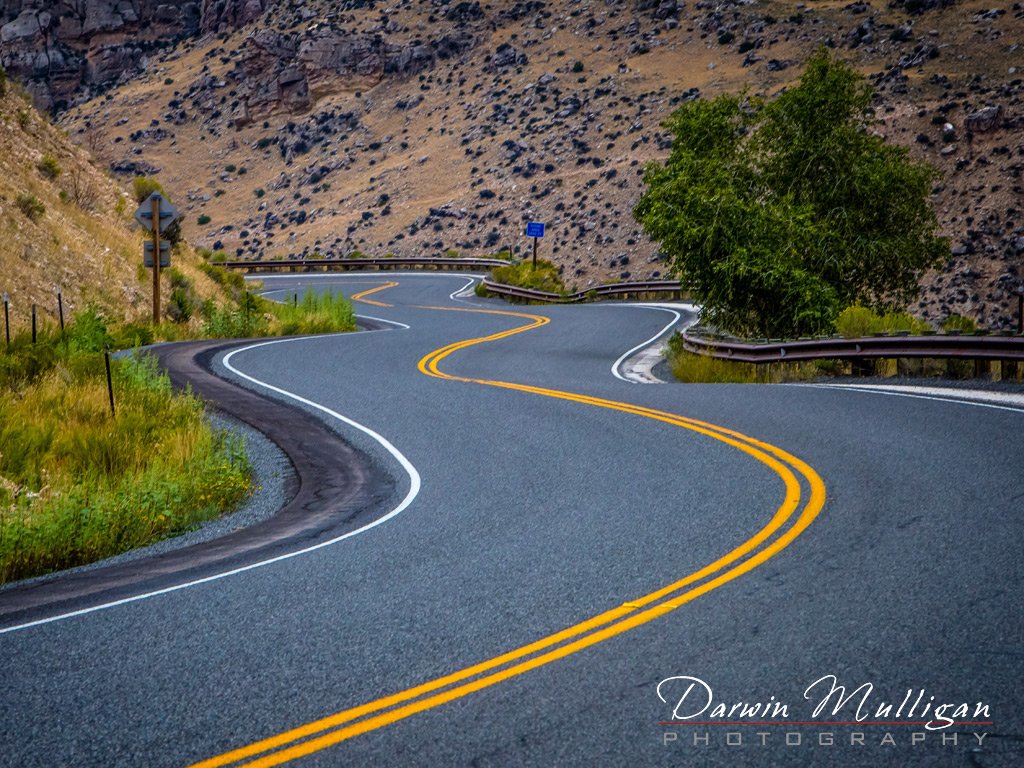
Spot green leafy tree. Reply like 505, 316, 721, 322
634, 48, 948, 338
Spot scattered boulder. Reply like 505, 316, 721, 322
964, 105, 1004, 133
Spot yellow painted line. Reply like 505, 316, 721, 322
190, 305, 825, 768
350, 282, 399, 307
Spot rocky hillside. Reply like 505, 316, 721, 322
4, 0, 1023, 330
0, 78, 231, 330
0, 0, 270, 110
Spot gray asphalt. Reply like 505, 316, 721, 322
2, 273, 1022, 767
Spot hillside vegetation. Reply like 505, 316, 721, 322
36, 0, 1023, 330
0, 77, 238, 332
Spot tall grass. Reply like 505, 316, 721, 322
0, 310, 251, 584
266, 287, 357, 335
666, 334, 824, 383
202, 287, 356, 338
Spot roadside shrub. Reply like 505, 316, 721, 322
490, 258, 566, 295
836, 305, 930, 338
131, 176, 165, 203
942, 314, 977, 333
167, 269, 197, 323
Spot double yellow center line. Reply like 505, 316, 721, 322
190, 300, 825, 767
350, 282, 399, 307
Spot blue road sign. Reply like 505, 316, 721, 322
526, 221, 545, 238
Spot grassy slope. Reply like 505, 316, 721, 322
0, 81, 238, 331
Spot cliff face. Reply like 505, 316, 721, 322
229, 26, 476, 126
0, 0, 270, 110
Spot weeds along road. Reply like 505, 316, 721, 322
2, 273, 1022, 767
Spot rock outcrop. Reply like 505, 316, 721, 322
230, 25, 475, 123
0, 0, 269, 110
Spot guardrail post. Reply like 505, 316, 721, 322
974, 359, 991, 380
851, 357, 871, 377
1003, 360, 1019, 382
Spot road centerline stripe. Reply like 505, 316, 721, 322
351, 281, 399, 307
191, 303, 826, 767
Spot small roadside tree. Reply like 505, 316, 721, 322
131, 175, 181, 245
633, 48, 948, 338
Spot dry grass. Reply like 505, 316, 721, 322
665, 334, 825, 384
0, 81, 248, 336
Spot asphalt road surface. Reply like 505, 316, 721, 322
2, 273, 1022, 767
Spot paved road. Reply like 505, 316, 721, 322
2, 273, 1022, 767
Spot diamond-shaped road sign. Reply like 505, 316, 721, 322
134, 192, 178, 233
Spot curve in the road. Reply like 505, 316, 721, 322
190, 298, 827, 768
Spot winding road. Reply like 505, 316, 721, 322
2, 273, 1022, 767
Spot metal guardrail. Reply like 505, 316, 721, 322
480, 278, 684, 303
221, 256, 511, 272
220, 258, 685, 300
682, 330, 1024, 363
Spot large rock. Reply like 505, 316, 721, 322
201, 0, 270, 34
964, 105, 1004, 134
233, 26, 476, 120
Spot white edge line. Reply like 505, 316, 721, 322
792, 383, 1024, 414
450, 276, 478, 301
609, 303, 698, 383
357, 314, 411, 330
0, 335, 422, 635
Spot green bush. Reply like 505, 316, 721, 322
198, 261, 245, 295
16, 194, 45, 221
942, 314, 977, 333
634, 48, 948, 338
166, 269, 197, 323
131, 176, 165, 203
197, 214, 211, 225
490, 259, 566, 295
38, 154, 62, 180
836, 305, 931, 338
